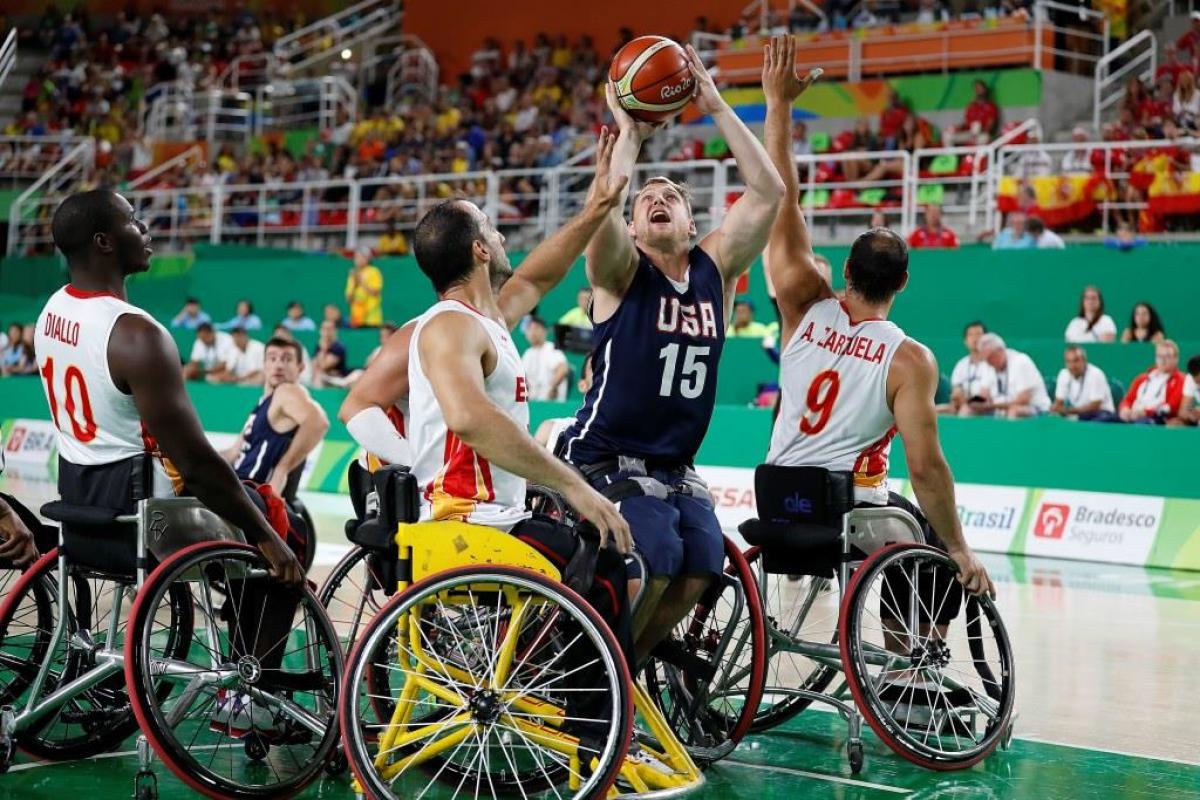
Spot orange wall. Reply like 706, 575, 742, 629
405, 0, 748, 79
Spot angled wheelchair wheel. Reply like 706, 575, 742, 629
642, 535, 766, 763
741, 546, 840, 733
839, 543, 1016, 770
126, 542, 343, 799
340, 565, 633, 800
318, 545, 393, 655
0, 552, 58, 708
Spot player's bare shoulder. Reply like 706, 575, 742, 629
888, 338, 940, 400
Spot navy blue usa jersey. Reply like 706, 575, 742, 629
561, 246, 726, 467
233, 394, 297, 483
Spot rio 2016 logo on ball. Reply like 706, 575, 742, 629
610, 35, 696, 123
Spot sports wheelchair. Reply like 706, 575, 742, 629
712, 465, 1016, 773
0, 479, 343, 799
331, 464, 710, 798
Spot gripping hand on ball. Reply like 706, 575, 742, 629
583, 127, 631, 215
605, 82, 663, 143
684, 43, 726, 116
762, 35, 820, 105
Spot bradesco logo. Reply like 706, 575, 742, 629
1025, 491, 1163, 565
1033, 503, 1070, 539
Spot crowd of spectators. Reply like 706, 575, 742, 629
940, 287, 1198, 426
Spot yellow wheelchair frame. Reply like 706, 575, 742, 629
351, 519, 705, 798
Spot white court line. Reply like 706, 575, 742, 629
1016, 735, 1200, 768
8, 745, 221, 773
722, 759, 911, 794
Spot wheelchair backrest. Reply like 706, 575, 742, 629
347, 460, 373, 521
754, 464, 855, 528
374, 464, 419, 530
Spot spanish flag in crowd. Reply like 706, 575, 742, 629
1130, 150, 1200, 223
995, 175, 1114, 228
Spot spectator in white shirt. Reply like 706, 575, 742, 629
1051, 346, 1116, 420
1014, 131, 1054, 179
1027, 217, 1065, 249
183, 323, 233, 381
975, 333, 1052, 417
945, 320, 998, 416
1059, 127, 1095, 175
209, 327, 266, 385
521, 317, 568, 401
1064, 285, 1117, 343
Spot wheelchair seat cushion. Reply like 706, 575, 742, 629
40, 501, 124, 527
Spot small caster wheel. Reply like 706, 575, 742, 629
848, 741, 864, 774
133, 770, 158, 800
244, 733, 270, 762
325, 748, 348, 777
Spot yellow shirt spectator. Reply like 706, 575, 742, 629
378, 228, 409, 256
345, 255, 384, 327
727, 320, 772, 338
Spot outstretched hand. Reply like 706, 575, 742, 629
684, 43, 726, 116
762, 35, 821, 105
605, 82, 664, 143
583, 127, 630, 214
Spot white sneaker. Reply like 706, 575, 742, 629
209, 690, 280, 737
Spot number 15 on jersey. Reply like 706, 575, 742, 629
658, 344, 710, 399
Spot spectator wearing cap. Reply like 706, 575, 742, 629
973, 333, 1051, 418
1051, 346, 1116, 421
1028, 217, 1064, 249
1120, 339, 1195, 425
345, 249, 384, 328
171, 297, 211, 330
1060, 127, 1096, 175
727, 298, 772, 339
993, 212, 1035, 250
907, 204, 959, 248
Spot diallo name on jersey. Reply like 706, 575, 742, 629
43, 312, 81, 347
798, 322, 888, 364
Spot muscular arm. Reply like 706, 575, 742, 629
690, 43, 784, 282
108, 315, 282, 548
420, 313, 593, 495
890, 342, 970, 555
761, 35, 830, 335
584, 126, 641, 300
338, 322, 414, 464
268, 383, 330, 484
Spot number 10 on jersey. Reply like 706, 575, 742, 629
658, 344, 710, 399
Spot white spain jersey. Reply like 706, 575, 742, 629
408, 300, 530, 530
34, 286, 173, 496
768, 298, 907, 505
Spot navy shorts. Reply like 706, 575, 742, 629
587, 467, 725, 579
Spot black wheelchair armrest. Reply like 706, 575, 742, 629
40, 501, 126, 527
738, 518, 842, 549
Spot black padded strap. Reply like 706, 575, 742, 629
40, 501, 124, 527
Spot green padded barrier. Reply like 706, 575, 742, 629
704, 137, 729, 158
857, 188, 887, 206
928, 154, 958, 174
801, 189, 831, 208
916, 184, 945, 205
809, 131, 831, 153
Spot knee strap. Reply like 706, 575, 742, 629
598, 476, 671, 504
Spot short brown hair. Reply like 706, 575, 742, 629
265, 336, 303, 362
635, 176, 693, 216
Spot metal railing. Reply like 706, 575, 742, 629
0, 29, 16, 93
385, 36, 439, 107
127, 145, 206, 190
274, 0, 401, 73
144, 87, 255, 145
1093, 30, 1157, 132
6, 139, 96, 256
0, 135, 92, 186
256, 77, 358, 134
711, 1, 1109, 84
909, 119, 1042, 232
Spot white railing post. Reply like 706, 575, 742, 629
211, 186, 224, 245
484, 172, 500, 223
347, 180, 361, 251
711, 161, 728, 229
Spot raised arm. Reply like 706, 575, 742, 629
498, 129, 630, 329
890, 341, 993, 597
762, 35, 831, 331
339, 321, 414, 465
265, 383, 330, 497
585, 87, 662, 303
419, 313, 631, 553
109, 315, 302, 584
689, 43, 785, 282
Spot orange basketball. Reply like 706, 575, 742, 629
609, 35, 695, 123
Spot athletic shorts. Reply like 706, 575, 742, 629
586, 466, 724, 579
